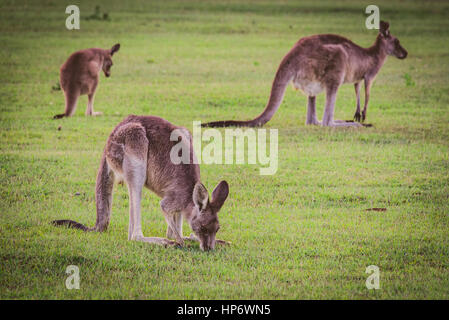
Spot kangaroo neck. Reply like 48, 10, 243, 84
181, 201, 196, 226
363, 35, 388, 77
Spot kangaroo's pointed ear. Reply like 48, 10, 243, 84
379, 21, 390, 37
110, 43, 120, 56
211, 180, 229, 212
193, 183, 209, 211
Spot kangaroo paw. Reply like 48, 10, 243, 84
185, 234, 230, 246
163, 239, 180, 247
216, 239, 231, 245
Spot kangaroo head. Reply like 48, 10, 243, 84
191, 181, 229, 251
379, 21, 407, 60
102, 43, 120, 77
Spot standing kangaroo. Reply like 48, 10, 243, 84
202, 21, 407, 128
53, 44, 120, 119
53, 115, 230, 251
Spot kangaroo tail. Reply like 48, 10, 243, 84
51, 219, 91, 231
52, 153, 115, 232
200, 119, 258, 128
201, 58, 294, 128
53, 113, 66, 119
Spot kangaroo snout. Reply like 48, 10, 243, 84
199, 234, 216, 251
200, 241, 215, 251
398, 49, 408, 59
200, 243, 212, 251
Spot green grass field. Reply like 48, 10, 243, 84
1, 0, 449, 299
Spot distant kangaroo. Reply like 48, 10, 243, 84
202, 21, 407, 128
53, 44, 120, 119
53, 115, 230, 251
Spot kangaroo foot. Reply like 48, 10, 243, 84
175, 238, 185, 247
133, 235, 179, 248
86, 111, 103, 116
323, 120, 363, 127
165, 239, 181, 248
353, 111, 362, 122
306, 120, 321, 126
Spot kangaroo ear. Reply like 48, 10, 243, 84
379, 21, 390, 37
193, 183, 209, 211
211, 180, 229, 212
110, 43, 120, 56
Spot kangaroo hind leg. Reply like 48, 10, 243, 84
86, 83, 102, 116
322, 86, 362, 127
86, 93, 102, 116
118, 124, 149, 240
117, 123, 177, 247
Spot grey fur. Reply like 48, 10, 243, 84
202, 21, 407, 128
53, 44, 120, 119
53, 115, 230, 251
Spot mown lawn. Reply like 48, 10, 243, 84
0, 0, 448, 299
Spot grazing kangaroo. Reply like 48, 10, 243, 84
53, 115, 230, 251
53, 44, 120, 119
202, 21, 407, 128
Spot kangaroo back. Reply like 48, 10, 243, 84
122, 115, 200, 204
53, 115, 230, 251
52, 115, 199, 232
